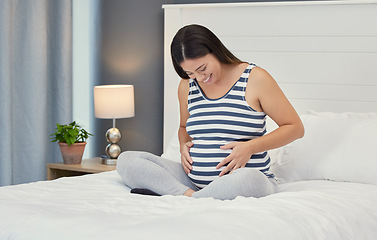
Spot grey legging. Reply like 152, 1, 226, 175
117, 151, 278, 200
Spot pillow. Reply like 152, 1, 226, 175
161, 130, 181, 163
308, 110, 377, 119
271, 112, 377, 185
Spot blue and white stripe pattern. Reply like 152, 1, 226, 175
186, 63, 273, 189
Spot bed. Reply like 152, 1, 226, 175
1, 1, 377, 239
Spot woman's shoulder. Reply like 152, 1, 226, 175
246, 66, 279, 99
178, 78, 190, 90
178, 78, 190, 98
250, 64, 267, 75
249, 66, 274, 84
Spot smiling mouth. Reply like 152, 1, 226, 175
203, 74, 212, 83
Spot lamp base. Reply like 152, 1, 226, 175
101, 155, 117, 165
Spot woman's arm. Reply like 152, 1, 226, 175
178, 79, 194, 174
246, 67, 304, 150
217, 67, 304, 176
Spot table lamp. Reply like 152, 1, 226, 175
94, 85, 135, 165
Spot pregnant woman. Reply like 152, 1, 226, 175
117, 24, 304, 200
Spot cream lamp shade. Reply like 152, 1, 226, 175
93, 85, 135, 164
94, 85, 135, 119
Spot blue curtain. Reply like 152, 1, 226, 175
0, 0, 72, 186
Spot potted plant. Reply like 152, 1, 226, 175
51, 121, 93, 164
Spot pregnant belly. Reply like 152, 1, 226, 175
187, 141, 232, 188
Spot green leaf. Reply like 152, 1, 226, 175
50, 121, 93, 144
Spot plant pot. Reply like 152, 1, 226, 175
58, 142, 87, 164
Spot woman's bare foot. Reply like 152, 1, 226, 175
183, 188, 195, 197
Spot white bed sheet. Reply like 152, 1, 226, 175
1, 171, 376, 240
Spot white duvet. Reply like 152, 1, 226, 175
1, 171, 377, 240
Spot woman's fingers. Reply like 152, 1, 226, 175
181, 157, 192, 174
219, 162, 234, 177
181, 141, 194, 174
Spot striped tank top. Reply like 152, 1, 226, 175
186, 63, 273, 189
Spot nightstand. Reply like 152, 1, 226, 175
46, 157, 117, 180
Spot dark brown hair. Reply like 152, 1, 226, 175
170, 24, 244, 79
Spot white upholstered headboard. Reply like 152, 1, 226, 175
163, 0, 377, 150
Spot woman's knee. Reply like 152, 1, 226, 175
117, 151, 150, 187
117, 151, 144, 174
117, 151, 146, 166
118, 150, 144, 160
235, 168, 278, 197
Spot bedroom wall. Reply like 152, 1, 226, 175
94, 0, 318, 157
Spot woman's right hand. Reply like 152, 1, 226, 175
180, 142, 193, 174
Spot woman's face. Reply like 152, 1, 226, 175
180, 54, 221, 84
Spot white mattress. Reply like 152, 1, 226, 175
1, 171, 377, 240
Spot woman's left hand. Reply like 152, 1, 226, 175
216, 141, 253, 177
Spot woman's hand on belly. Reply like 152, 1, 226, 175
181, 141, 194, 174
216, 141, 253, 177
